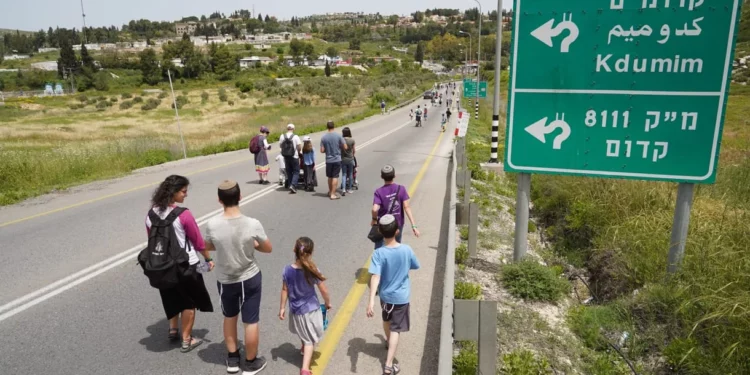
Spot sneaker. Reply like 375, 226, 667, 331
290, 187, 297, 194
226, 353, 241, 374
347, 190, 354, 194
243, 357, 267, 375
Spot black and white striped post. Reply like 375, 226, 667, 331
475, 100, 479, 120
488, 0, 503, 164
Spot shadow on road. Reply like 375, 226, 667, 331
270, 342, 320, 368
346, 335, 392, 373
196, 341, 231, 365
138, 319, 209, 353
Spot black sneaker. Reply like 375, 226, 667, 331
242, 357, 267, 375
226, 352, 241, 374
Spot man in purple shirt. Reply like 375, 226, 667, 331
370, 165, 420, 249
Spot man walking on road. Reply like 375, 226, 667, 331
320, 120, 348, 200
204, 181, 273, 375
367, 214, 421, 375
279, 124, 302, 194
371, 165, 419, 249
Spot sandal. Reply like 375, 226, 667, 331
383, 364, 400, 375
168, 328, 179, 342
300, 370, 313, 375
180, 336, 203, 353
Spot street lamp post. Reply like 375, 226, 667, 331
473, 0, 482, 120
458, 31, 472, 83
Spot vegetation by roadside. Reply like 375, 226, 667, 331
452, 64, 750, 373
0, 70, 438, 206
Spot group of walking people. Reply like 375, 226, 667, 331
141, 158, 421, 375
250, 122, 357, 198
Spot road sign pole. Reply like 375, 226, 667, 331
513, 172, 531, 262
489, 0, 503, 164
167, 69, 188, 160
474, 0, 482, 120
667, 183, 695, 273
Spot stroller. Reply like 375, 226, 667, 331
296, 157, 318, 191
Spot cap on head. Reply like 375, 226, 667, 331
303, 136, 311, 142
381, 164, 395, 181
260, 126, 270, 134
218, 180, 238, 190
287, 123, 295, 130
379, 214, 396, 226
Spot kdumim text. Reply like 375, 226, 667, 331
596, 54, 704, 73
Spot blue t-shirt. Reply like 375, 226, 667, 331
320, 132, 345, 163
368, 244, 420, 305
282, 265, 321, 315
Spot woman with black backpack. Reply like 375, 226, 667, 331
250, 126, 272, 184
144, 175, 214, 353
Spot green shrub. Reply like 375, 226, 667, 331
121, 92, 133, 99
238, 93, 248, 99
77, 94, 88, 102
109, 97, 118, 103
459, 225, 469, 240
141, 98, 161, 111
201, 91, 209, 103
453, 341, 477, 375
501, 350, 553, 375
86, 99, 97, 106
139, 149, 173, 166
95, 100, 112, 109
171, 95, 189, 109
455, 243, 469, 265
568, 305, 628, 350
228, 100, 235, 106
96, 96, 107, 102
218, 88, 228, 102
236, 80, 255, 93
500, 260, 570, 303
157, 92, 168, 99
119, 100, 133, 110
454, 281, 482, 300
132, 96, 143, 103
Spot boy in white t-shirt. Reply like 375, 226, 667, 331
275, 154, 286, 186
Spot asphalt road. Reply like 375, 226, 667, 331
0, 89, 456, 375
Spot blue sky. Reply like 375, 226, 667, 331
0, 0, 512, 31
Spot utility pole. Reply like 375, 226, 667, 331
167, 69, 188, 160
489, 0, 502, 164
80, 0, 88, 44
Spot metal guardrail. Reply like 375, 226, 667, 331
437, 136, 458, 375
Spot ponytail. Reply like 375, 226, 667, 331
294, 237, 326, 285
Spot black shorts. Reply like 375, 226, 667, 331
380, 301, 410, 332
326, 162, 341, 178
217, 271, 262, 324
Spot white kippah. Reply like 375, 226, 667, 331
379, 214, 396, 225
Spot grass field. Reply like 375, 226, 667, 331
0, 72, 436, 205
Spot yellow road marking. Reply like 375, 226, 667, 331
0, 158, 249, 228
312, 130, 446, 374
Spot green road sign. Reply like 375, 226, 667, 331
504, 0, 743, 184
463, 79, 487, 98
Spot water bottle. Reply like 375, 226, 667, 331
197, 260, 211, 273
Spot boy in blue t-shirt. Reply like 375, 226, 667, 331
367, 214, 420, 375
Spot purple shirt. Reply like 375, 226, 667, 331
282, 265, 321, 315
373, 183, 410, 228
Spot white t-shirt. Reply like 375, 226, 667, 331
279, 132, 302, 159
205, 215, 268, 284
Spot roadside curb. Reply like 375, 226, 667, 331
437, 132, 458, 375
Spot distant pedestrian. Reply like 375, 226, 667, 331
370, 165, 420, 249
301, 136, 318, 192
276, 154, 287, 186
320, 120, 348, 200
204, 180, 273, 374
279, 124, 302, 194
250, 126, 272, 184
144, 175, 214, 353
340, 127, 356, 196
278, 237, 332, 375
367, 214, 420, 375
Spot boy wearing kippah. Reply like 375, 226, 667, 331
367, 214, 421, 375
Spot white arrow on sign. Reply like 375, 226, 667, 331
531, 13, 579, 53
525, 114, 571, 150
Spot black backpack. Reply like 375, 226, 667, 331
281, 134, 296, 157
138, 207, 190, 289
